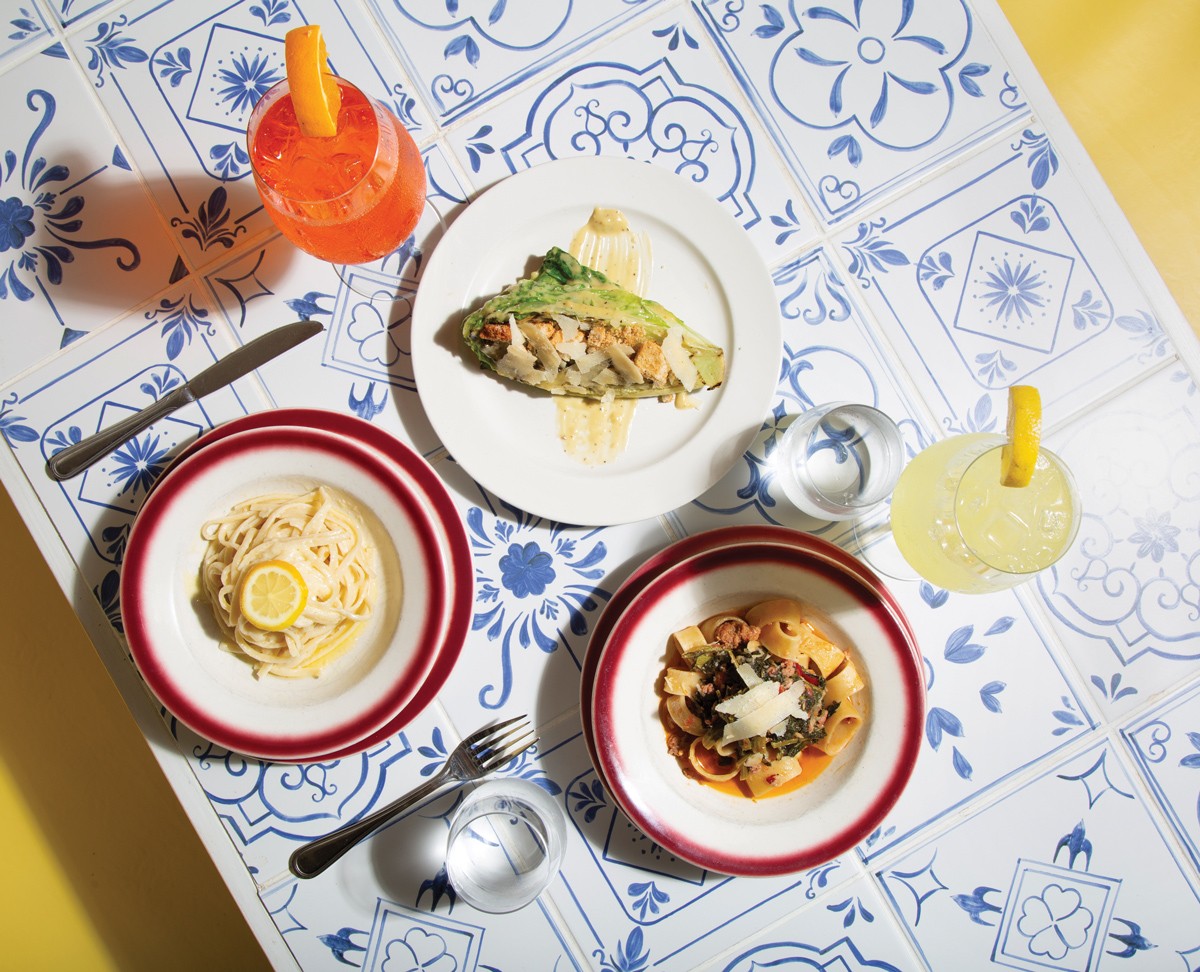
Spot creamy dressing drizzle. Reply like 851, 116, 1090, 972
568, 207, 648, 292
556, 207, 651, 465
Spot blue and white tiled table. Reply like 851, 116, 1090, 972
3, 1, 1199, 969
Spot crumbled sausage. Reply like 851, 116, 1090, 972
713, 619, 761, 647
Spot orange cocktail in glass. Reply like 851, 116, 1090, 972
247, 76, 425, 265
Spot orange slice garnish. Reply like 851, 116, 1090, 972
284, 25, 341, 137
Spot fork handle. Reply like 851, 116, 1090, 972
289, 769, 448, 880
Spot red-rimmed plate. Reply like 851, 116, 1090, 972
122, 422, 467, 762
589, 538, 924, 877
154, 409, 472, 762
580, 527, 920, 780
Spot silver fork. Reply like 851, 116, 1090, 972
289, 715, 537, 880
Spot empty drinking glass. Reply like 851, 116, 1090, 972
445, 779, 565, 913
775, 403, 904, 520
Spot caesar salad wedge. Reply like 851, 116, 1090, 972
461, 247, 725, 400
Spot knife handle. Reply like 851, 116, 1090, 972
45, 387, 193, 482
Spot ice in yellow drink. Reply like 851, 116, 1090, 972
890, 433, 1079, 593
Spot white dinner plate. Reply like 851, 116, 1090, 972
122, 424, 462, 762
411, 156, 781, 525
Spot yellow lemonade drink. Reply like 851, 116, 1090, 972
890, 433, 1079, 593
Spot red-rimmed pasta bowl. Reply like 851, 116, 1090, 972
589, 539, 924, 876
121, 424, 462, 763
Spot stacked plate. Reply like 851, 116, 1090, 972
582, 527, 925, 877
121, 409, 470, 763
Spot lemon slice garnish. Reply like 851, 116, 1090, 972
239, 559, 308, 631
1000, 384, 1041, 487
284, 25, 341, 137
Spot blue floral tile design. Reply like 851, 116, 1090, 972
0, 2, 52, 65
427, 456, 667, 731
1039, 366, 1200, 721
3, 0, 1200, 967
715, 873, 920, 971
0, 43, 184, 382
171, 701, 456, 883
878, 740, 1200, 971
206, 235, 445, 446
833, 127, 1176, 429
1, 283, 262, 586
992, 860, 1120, 972
1123, 679, 1200, 875
548, 731, 863, 972
201, 151, 472, 455
0, 286, 268, 763
69, 0, 432, 268
367, 0, 662, 125
41, 0, 115, 28
356, 900, 484, 972
697, 0, 1028, 224
440, 4, 820, 262
857, 576, 1093, 863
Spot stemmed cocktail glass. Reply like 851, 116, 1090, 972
886, 430, 1080, 594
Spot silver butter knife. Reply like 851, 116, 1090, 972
45, 320, 325, 481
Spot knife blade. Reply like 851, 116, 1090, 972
45, 320, 325, 482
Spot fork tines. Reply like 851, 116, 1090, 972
473, 716, 537, 769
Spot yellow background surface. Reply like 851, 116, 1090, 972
2, 3, 1197, 968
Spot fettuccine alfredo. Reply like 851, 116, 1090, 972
200, 486, 377, 678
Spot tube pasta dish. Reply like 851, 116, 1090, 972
660, 598, 864, 798
200, 486, 376, 678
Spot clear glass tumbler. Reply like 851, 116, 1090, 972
445, 779, 565, 913
775, 402, 905, 520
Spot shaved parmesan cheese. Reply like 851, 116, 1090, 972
735, 663, 763, 689
662, 326, 699, 392
606, 345, 643, 384
517, 320, 561, 376
495, 343, 539, 382
557, 340, 587, 361
721, 683, 808, 745
552, 314, 581, 343
507, 314, 524, 348
714, 681, 778, 720
576, 351, 611, 376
